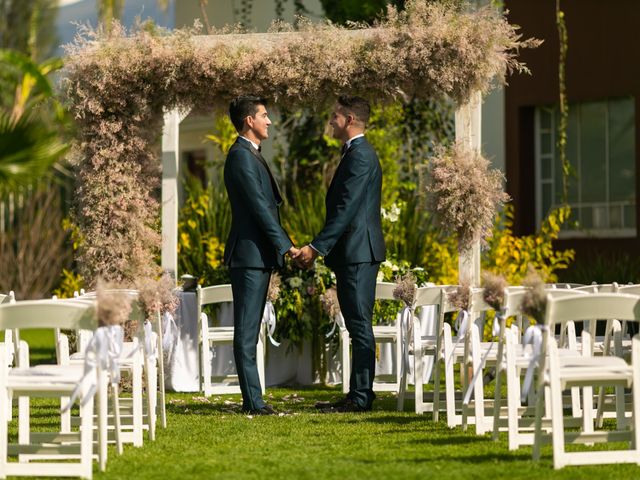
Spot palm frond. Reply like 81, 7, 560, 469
0, 113, 68, 192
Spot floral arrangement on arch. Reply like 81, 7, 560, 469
427, 143, 510, 251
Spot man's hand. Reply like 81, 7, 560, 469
295, 245, 318, 269
287, 246, 301, 259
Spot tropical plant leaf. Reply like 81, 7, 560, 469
0, 112, 68, 192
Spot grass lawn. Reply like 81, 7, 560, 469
5, 333, 640, 479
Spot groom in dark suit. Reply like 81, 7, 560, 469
297, 95, 386, 412
224, 95, 298, 415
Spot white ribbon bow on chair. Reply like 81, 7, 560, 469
447, 309, 470, 369
399, 305, 414, 380
325, 312, 346, 338
62, 325, 124, 412
262, 301, 280, 347
520, 324, 549, 403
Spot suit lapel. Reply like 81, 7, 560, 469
236, 138, 284, 205
327, 137, 366, 198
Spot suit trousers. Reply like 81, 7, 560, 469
334, 262, 380, 409
230, 267, 271, 411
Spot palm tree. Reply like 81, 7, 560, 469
0, 113, 68, 194
0, 49, 67, 193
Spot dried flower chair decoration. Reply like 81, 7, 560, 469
321, 287, 349, 393
393, 272, 418, 402
63, 282, 131, 467
136, 273, 180, 431
462, 272, 508, 406
262, 273, 282, 347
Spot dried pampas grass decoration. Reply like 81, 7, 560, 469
320, 287, 340, 318
267, 273, 281, 303
521, 267, 546, 323
136, 273, 180, 318
393, 272, 417, 307
482, 271, 508, 311
427, 144, 510, 250
448, 280, 472, 311
96, 280, 132, 327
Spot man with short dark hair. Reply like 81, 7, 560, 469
224, 95, 298, 415
297, 95, 386, 412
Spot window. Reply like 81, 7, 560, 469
535, 96, 636, 237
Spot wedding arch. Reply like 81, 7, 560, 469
62, 1, 533, 287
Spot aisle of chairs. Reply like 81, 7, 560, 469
0, 289, 168, 479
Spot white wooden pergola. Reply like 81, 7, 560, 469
160, 32, 483, 285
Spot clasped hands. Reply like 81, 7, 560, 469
287, 245, 318, 270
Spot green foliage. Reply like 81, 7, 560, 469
52, 269, 84, 299
273, 259, 334, 348
0, 112, 68, 194
483, 204, 575, 284
177, 175, 231, 286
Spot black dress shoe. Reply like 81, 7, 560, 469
320, 398, 370, 413
244, 404, 277, 416
314, 397, 350, 409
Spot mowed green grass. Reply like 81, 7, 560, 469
5, 331, 640, 479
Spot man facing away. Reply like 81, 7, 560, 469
296, 95, 386, 412
223, 95, 299, 415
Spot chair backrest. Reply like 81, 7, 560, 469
0, 300, 96, 331
571, 283, 619, 293
414, 285, 445, 309
545, 283, 585, 289
375, 282, 398, 301
617, 285, 640, 296
545, 293, 640, 328
198, 284, 234, 306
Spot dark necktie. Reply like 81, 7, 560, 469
257, 145, 262, 152
341, 143, 348, 157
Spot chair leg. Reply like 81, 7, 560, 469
492, 361, 504, 441
413, 348, 424, 414
132, 352, 144, 447
60, 396, 71, 433
443, 325, 459, 428
80, 386, 94, 480
632, 338, 640, 462
145, 359, 157, 442
505, 333, 520, 450
257, 335, 266, 395
98, 371, 108, 472
111, 384, 123, 455
0, 391, 8, 480
532, 381, 545, 461
432, 358, 441, 422
156, 317, 167, 429
341, 330, 350, 395
201, 316, 211, 395
550, 378, 566, 469
18, 395, 29, 445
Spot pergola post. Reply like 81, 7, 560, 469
161, 109, 188, 280
455, 90, 482, 286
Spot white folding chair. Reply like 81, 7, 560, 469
500, 288, 589, 450
532, 293, 640, 468
395, 285, 443, 413
60, 291, 153, 447
199, 284, 267, 396
0, 300, 101, 479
